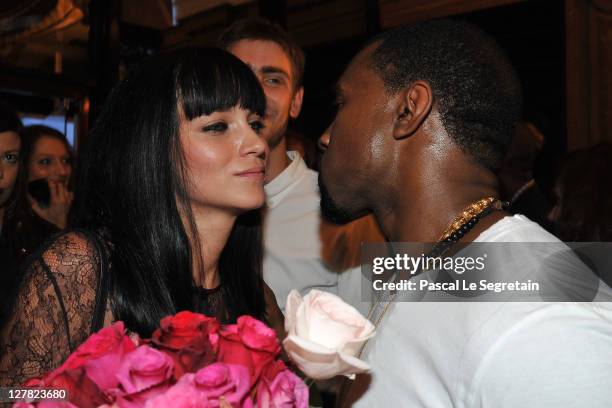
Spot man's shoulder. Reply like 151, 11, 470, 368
476, 214, 558, 243
466, 302, 612, 406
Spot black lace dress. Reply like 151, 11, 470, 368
0, 230, 246, 387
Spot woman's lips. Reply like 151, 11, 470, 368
235, 168, 265, 178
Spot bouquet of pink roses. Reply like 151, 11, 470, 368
14, 311, 307, 408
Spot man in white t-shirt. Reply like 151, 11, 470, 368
220, 19, 384, 312
317, 19, 612, 407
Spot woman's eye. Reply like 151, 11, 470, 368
333, 99, 344, 110
39, 158, 51, 165
3, 153, 18, 163
249, 120, 265, 134
62, 157, 72, 165
202, 122, 228, 133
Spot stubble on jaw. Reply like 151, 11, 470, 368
318, 173, 357, 225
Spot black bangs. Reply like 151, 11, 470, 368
176, 48, 266, 120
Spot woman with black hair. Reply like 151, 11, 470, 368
0, 102, 22, 240
0, 48, 283, 386
0, 102, 23, 276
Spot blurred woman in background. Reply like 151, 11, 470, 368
548, 143, 612, 241
20, 125, 74, 229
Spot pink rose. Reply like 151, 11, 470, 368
13, 403, 79, 408
283, 290, 375, 379
12, 400, 77, 408
143, 381, 209, 408
150, 311, 219, 379
256, 365, 308, 408
110, 345, 174, 407
217, 316, 280, 386
186, 363, 252, 407
37, 402, 79, 408
49, 322, 136, 390
116, 346, 174, 394
145, 363, 253, 408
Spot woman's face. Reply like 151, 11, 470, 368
180, 106, 268, 214
28, 135, 72, 184
0, 130, 20, 208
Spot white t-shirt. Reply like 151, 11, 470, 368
352, 215, 612, 407
263, 151, 339, 310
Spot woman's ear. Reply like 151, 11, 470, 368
392, 80, 433, 140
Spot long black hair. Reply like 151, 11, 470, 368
0, 101, 23, 327
0, 101, 23, 219
70, 48, 267, 336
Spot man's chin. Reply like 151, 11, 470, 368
263, 118, 288, 150
318, 174, 361, 225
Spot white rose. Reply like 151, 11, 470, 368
282, 289, 375, 380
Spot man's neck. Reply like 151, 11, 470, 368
266, 137, 290, 182
375, 156, 505, 244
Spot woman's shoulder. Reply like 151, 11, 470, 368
29, 229, 107, 287
0, 230, 108, 384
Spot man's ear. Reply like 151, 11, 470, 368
392, 80, 433, 140
289, 86, 304, 119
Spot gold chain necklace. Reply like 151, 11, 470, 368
358, 196, 500, 358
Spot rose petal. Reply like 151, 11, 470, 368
116, 345, 174, 394
284, 334, 336, 356
284, 290, 303, 334
283, 335, 370, 380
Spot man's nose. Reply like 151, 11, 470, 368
318, 125, 331, 151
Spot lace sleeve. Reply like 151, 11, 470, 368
0, 231, 102, 386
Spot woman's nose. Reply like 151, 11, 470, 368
243, 128, 268, 159
53, 160, 70, 178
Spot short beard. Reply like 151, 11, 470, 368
265, 117, 289, 150
318, 173, 356, 225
